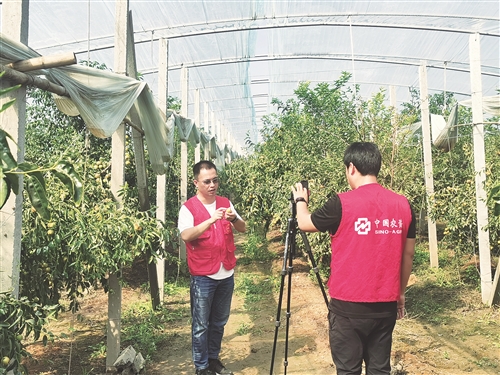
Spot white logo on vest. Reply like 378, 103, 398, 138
354, 218, 371, 235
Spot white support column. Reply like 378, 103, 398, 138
211, 111, 216, 159
419, 62, 439, 268
389, 85, 397, 127
224, 127, 230, 163
107, 0, 128, 368
194, 89, 201, 163
204, 102, 210, 159
211, 111, 216, 137
0, 0, 29, 297
469, 33, 492, 304
155, 37, 169, 302
217, 120, 221, 144
180, 66, 189, 261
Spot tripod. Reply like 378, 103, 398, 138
269, 195, 329, 375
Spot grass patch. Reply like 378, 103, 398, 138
121, 286, 190, 359
236, 321, 252, 335
238, 230, 274, 264
235, 273, 274, 311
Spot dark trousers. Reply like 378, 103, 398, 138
190, 275, 234, 370
328, 310, 396, 375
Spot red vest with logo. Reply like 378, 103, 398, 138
328, 183, 412, 302
183, 195, 236, 276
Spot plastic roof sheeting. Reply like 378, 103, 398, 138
0, 0, 499, 149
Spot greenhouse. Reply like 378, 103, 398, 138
0, 1, 499, 374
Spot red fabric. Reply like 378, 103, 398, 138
183, 196, 236, 276
328, 184, 412, 302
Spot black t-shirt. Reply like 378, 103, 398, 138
311, 193, 416, 318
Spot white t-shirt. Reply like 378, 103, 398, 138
178, 199, 241, 280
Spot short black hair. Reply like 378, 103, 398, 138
193, 160, 217, 179
343, 142, 382, 176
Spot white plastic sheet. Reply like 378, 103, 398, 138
1, 33, 234, 174
459, 95, 500, 116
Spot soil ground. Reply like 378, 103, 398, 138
23, 231, 499, 375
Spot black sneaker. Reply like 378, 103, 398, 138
208, 358, 234, 375
195, 368, 215, 375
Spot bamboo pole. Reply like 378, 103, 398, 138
0, 65, 70, 97
5, 52, 76, 72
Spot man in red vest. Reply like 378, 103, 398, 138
178, 160, 246, 375
292, 142, 416, 375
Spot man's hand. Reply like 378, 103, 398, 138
211, 207, 227, 223
397, 294, 406, 320
292, 182, 308, 203
225, 207, 238, 223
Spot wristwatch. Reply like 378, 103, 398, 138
295, 197, 308, 205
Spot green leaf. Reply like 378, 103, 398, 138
24, 174, 50, 221
4, 172, 19, 195
494, 202, 500, 217
0, 170, 11, 209
488, 184, 500, 217
0, 128, 17, 171
0, 98, 16, 112
54, 160, 83, 204
18, 162, 46, 190
488, 184, 500, 202
0, 83, 21, 97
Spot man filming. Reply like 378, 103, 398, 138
292, 142, 416, 375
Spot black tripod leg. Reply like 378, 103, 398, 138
270, 218, 294, 375
299, 230, 329, 308
283, 223, 296, 375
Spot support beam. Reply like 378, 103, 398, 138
204, 102, 210, 160
106, 0, 128, 369
194, 89, 201, 163
0, 0, 29, 298
125, 11, 160, 309
179, 65, 188, 261
155, 37, 169, 303
419, 62, 439, 268
469, 33, 492, 304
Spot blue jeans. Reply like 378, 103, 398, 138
190, 274, 234, 370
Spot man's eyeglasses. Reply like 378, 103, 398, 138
199, 178, 219, 185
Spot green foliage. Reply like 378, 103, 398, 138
19, 81, 179, 310
239, 229, 273, 263
0, 292, 58, 375
225, 73, 425, 268
0, 79, 82, 218
429, 117, 500, 258
0, 76, 85, 373
225, 74, 500, 277
488, 181, 500, 216
235, 273, 273, 310
121, 300, 189, 359
406, 246, 496, 326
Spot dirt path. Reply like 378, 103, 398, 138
146, 255, 334, 375
23, 231, 499, 375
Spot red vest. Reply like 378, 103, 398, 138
183, 196, 236, 276
328, 183, 412, 302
